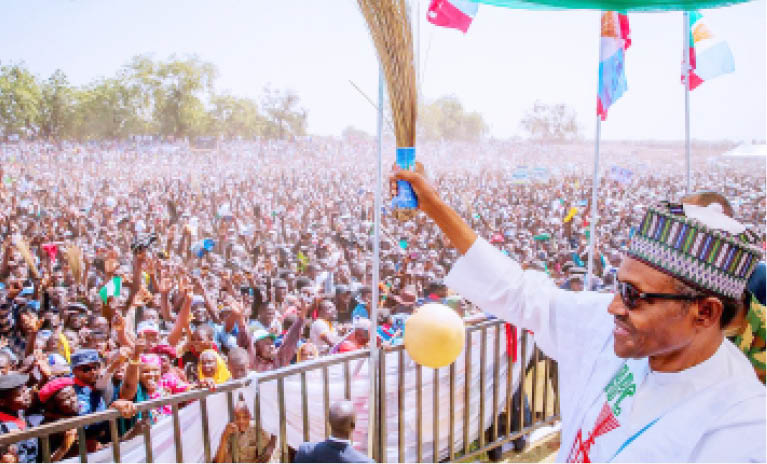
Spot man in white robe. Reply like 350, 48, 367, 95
393, 166, 765, 462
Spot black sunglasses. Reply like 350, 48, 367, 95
76, 363, 101, 373
618, 280, 701, 310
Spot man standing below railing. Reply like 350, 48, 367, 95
294, 400, 373, 463
392, 166, 766, 462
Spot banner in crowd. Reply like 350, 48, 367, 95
531, 167, 551, 183
65, 330, 535, 463
608, 165, 634, 184
511, 166, 530, 184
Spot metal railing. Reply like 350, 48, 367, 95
1, 320, 559, 463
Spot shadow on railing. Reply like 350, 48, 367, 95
376, 318, 560, 463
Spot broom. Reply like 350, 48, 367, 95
12, 235, 40, 279
357, 0, 419, 221
66, 244, 83, 285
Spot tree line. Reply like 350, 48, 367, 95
0, 55, 307, 141
0, 53, 578, 142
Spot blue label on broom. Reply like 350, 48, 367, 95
392, 147, 418, 210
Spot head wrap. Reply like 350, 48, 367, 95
627, 201, 763, 299
197, 349, 231, 384
38, 377, 75, 404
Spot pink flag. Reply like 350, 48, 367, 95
427, 0, 478, 33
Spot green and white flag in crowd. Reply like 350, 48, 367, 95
99, 276, 122, 303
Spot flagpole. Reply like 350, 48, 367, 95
683, 11, 692, 193
367, 65, 383, 461
586, 115, 601, 291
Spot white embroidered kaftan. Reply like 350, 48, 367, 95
444, 238, 765, 462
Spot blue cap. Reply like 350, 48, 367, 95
70, 349, 101, 368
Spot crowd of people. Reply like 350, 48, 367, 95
0, 138, 763, 462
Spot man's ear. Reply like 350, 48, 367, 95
693, 297, 723, 329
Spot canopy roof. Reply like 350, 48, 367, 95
721, 143, 767, 159
472, 0, 751, 12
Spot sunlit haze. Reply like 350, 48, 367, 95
2, 0, 764, 141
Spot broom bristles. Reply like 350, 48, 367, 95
358, 0, 417, 148
67, 244, 83, 285
13, 236, 40, 279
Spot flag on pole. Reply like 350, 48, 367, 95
683, 11, 734, 90
427, 0, 478, 33
597, 11, 631, 121
99, 276, 122, 303
297, 250, 309, 272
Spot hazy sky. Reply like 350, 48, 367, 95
2, 0, 764, 141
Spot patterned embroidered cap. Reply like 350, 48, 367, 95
627, 201, 764, 299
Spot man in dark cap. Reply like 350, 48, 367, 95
294, 400, 373, 463
70, 349, 135, 444
0, 373, 39, 463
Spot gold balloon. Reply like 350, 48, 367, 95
404, 303, 465, 368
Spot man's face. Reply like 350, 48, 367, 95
192, 305, 208, 324
140, 364, 161, 393
91, 317, 108, 333
0, 386, 32, 412
259, 305, 276, 327
142, 309, 160, 324
275, 285, 287, 303
608, 257, 697, 360
53, 386, 79, 416
44, 334, 60, 353
233, 408, 251, 433
228, 357, 249, 380
200, 352, 218, 378
86, 333, 108, 355
255, 338, 276, 361
139, 331, 159, 349
338, 292, 352, 308
191, 330, 213, 353
319, 301, 337, 321
570, 278, 584, 292
52, 288, 68, 307
73, 362, 101, 385
68, 312, 86, 330
19, 312, 38, 333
